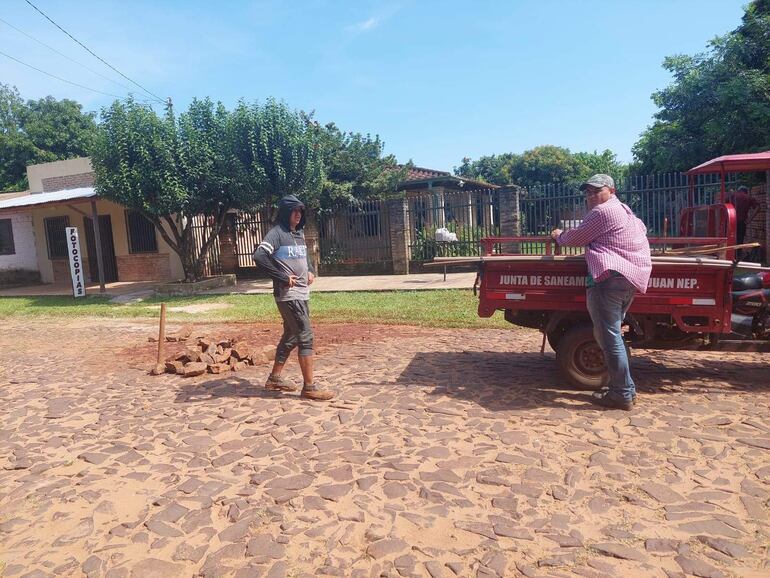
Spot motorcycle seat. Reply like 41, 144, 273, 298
731, 287, 770, 301
733, 273, 764, 291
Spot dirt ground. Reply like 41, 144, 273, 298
1, 317, 769, 578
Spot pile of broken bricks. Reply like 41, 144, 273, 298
150, 328, 274, 377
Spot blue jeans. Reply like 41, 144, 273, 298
586, 275, 637, 401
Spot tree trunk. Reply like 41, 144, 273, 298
146, 210, 230, 283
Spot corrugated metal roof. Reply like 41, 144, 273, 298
0, 187, 97, 210
0, 190, 30, 200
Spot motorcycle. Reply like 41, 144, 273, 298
731, 271, 770, 340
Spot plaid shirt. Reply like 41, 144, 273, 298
557, 195, 652, 293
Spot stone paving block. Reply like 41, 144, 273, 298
1, 319, 768, 577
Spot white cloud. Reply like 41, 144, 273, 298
349, 16, 379, 32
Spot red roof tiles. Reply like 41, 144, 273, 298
403, 166, 451, 181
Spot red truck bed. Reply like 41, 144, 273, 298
478, 245, 733, 335
473, 203, 770, 388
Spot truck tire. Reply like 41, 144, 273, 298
555, 324, 609, 390
547, 329, 565, 351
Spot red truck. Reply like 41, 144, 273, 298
475, 153, 770, 389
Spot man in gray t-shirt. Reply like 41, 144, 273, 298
253, 195, 334, 401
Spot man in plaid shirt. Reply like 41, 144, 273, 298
551, 174, 651, 410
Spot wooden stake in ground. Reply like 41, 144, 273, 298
150, 303, 167, 375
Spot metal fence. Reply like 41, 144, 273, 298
406, 188, 500, 260
319, 199, 392, 267
521, 172, 737, 237
189, 171, 744, 272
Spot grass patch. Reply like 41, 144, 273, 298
0, 290, 512, 329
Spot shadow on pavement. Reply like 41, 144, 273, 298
397, 351, 587, 411
627, 351, 770, 393
174, 375, 286, 404
396, 350, 770, 412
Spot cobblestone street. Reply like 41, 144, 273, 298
1, 318, 768, 577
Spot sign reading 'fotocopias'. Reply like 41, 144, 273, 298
66, 227, 86, 298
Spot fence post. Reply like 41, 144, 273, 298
498, 185, 522, 253
304, 210, 321, 274
388, 198, 410, 274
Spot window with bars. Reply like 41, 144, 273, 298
44, 216, 70, 259
126, 210, 158, 253
0, 219, 14, 255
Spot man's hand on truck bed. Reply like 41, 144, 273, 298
550, 228, 563, 240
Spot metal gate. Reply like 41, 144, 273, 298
190, 214, 222, 276
406, 188, 500, 262
318, 199, 392, 273
233, 209, 272, 276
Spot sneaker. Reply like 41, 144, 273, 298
300, 384, 335, 401
591, 390, 633, 411
265, 374, 298, 392
599, 386, 637, 404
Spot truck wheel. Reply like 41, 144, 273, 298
555, 324, 609, 390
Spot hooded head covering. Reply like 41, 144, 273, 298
277, 195, 306, 231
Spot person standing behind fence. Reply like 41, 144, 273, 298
253, 194, 335, 401
725, 185, 760, 245
550, 174, 651, 411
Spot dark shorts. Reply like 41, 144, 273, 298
275, 299, 314, 362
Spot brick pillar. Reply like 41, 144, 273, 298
388, 198, 410, 274
498, 186, 522, 254
304, 210, 321, 274
217, 213, 239, 274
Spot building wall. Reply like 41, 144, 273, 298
116, 253, 172, 281
24, 157, 187, 284
0, 212, 40, 285
30, 199, 184, 284
41, 172, 95, 192
27, 157, 93, 193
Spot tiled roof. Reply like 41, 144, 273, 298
403, 166, 451, 181
395, 165, 499, 189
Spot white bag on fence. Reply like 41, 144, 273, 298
435, 227, 458, 242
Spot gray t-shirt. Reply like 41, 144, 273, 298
257, 225, 311, 301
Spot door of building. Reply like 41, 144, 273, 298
84, 215, 118, 283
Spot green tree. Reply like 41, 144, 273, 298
573, 149, 628, 181
240, 98, 323, 208
0, 84, 97, 191
504, 145, 582, 186
91, 97, 320, 281
0, 85, 33, 191
313, 122, 405, 207
633, 0, 770, 172
455, 153, 514, 185
457, 146, 627, 189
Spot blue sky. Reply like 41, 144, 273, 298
1, 0, 747, 171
